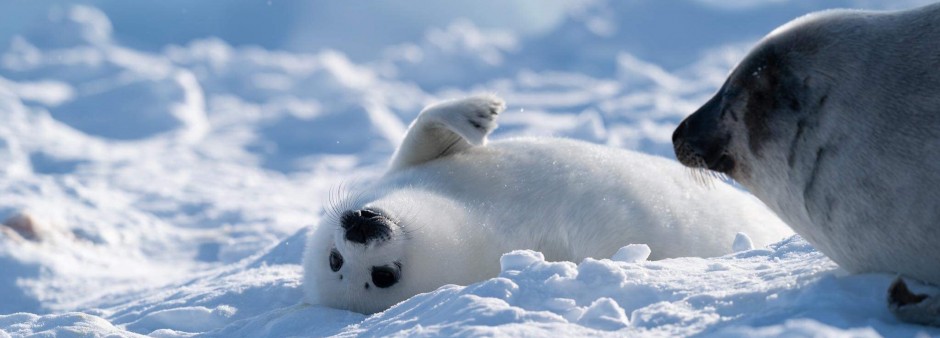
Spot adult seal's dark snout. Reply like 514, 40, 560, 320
673, 2, 940, 326
673, 93, 734, 174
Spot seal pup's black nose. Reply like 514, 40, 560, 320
341, 209, 393, 244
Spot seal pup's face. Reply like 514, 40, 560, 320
306, 190, 410, 314
305, 189, 480, 314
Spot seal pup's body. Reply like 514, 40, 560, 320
305, 95, 791, 314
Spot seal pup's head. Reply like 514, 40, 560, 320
306, 201, 407, 314
303, 95, 506, 313
305, 188, 479, 314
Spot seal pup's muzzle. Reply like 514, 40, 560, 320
341, 209, 394, 244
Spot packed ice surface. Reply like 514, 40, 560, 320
0, 1, 939, 337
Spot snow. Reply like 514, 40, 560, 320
611, 244, 651, 263
0, 1, 939, 337
733, 233, 755, 253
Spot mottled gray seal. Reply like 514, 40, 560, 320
672, 3, 940, 325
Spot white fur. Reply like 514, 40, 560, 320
304, 95, 791, 314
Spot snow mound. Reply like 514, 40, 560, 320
4, 235, 938, 337
612, 244, 652, 263
732, 232, 754, 253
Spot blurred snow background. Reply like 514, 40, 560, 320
0, 0, 938, 336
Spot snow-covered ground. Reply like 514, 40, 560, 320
1, 1, 938, 337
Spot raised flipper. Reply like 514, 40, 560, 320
389, 95, 505, 171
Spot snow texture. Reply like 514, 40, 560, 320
611, 244, 651, 263
0, 1, 939, 337
733, 233, 755, 253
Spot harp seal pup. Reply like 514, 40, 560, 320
304, 95, 791, 314
671, 3, 940, 326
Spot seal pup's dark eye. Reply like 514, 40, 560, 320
371, 264, 401, 288
329, 249, 343, 272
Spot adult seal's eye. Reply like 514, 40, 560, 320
329, 249, 343, 272
371, 265, 400, 288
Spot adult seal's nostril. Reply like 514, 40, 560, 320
341, 209, 393, 244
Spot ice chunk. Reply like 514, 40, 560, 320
577, 298, 630, 330
732, 232, 754, 253
611, 244, 651, 263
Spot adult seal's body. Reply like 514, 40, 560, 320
672, 3, 940, 325
304, 95, 791, 314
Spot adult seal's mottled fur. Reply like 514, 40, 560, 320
304, 95, 791, 314
672, 3, 940, 325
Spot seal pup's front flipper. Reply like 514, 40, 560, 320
389, 95, 505, 171
888, 277, 940, 327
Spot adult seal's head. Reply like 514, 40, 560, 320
672, 3, 940, 325
672, 10, 844, 183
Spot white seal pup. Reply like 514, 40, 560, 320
671, 3, 940, 325
305, 95, 792, 314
